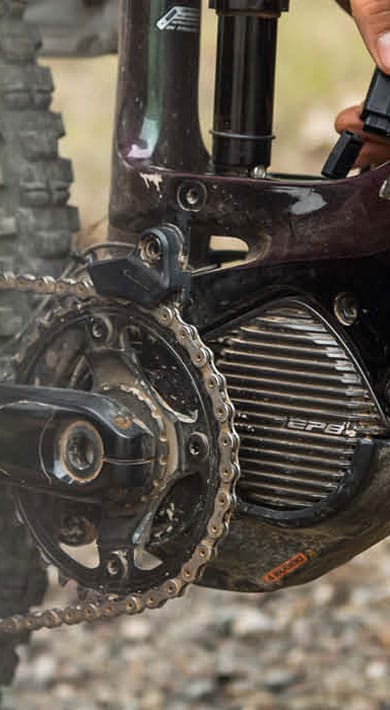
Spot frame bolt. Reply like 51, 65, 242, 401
139, 233, 163, 264
188, 432, 209, 460
177, 181, 207, 212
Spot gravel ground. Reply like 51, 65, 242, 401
2, 538, 390, 710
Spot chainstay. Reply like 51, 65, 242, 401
0, 270, 240, 637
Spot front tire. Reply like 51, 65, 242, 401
0, 0, 79, 690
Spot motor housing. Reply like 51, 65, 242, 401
199, 297, 390, 592
218, 298, 385, 524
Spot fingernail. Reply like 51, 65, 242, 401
377, 32, 390, 72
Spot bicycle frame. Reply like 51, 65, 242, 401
110, 1, 390, 273
108, 0, 390, 350
3, 0, 386, 601
101, 0, 390, 593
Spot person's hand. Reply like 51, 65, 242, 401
335, 104, 390, 168
335, 1, 390, 168
350, 0, 390, 74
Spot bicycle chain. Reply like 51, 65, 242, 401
0, 271, 240, 637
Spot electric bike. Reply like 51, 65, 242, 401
1, 0, 390, 691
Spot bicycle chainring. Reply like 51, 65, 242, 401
11, 296, 239, 606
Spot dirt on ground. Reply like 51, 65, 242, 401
2, 537, 390, 710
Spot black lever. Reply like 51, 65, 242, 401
322, 68, 390, 179
321, 130, 363, 180
360, 68, 390, 136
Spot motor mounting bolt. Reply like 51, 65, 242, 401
333, 292, 359, 327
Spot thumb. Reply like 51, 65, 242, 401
351, 0, 390, 73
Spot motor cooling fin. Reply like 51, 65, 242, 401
217, 299, 385, 523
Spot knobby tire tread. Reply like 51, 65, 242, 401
0, 0, 79, 692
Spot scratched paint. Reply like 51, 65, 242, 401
140, 172, 163, 195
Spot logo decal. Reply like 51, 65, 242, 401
157, 6, 200, 33
285, 417, 356, 437
263, 552, 310, 585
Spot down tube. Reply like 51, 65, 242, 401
113, 0, 208, 173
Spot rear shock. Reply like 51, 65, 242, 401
210, 0, 289, 174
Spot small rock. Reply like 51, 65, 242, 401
242, 690, 277, 710
121, 617, 152, 641
184, 678, 216, 700
366, 660, 389, 680
313, 582, 334, 606
30, 654, 58, 686
263, 668, 299, 692
232, 609, 276, 637
140, 690, 164, 709
54, 683, 76, 701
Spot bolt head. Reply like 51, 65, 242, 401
139, 234, 162, 264
334, 292, 359, 327
188, 433, 209, 460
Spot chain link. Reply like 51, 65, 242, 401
0, 271, 96, 299
0, 271, 239, 637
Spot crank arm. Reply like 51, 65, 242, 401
0, 384, 155, 495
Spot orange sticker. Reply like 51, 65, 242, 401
263, 552, 309, 585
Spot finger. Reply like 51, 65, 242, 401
351, 0, 390, 73
335, 104, 390, 143
354, 139, 390, 166
335, 104, 364, 134
335, 104, 390, 166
